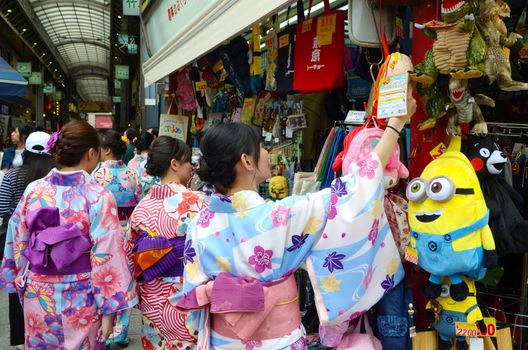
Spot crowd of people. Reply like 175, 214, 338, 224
0, 91, 415, 350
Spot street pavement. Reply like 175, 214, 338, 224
0, 292, 144, 349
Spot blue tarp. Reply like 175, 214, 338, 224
0, 95, 30, 107
0, 56, 28, 97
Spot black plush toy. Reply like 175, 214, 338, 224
462, 136, 528, 256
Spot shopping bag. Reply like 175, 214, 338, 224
293, 0, 346, 93
335, 314, 382, 350
159, 97, 189, 142
348, 0, 395, 48
276, 1, 304, 93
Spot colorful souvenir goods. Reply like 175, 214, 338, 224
177, 152, 404, 349
269, 176, 289, 200
462, 136, 528, 256
477, 0, 528, 91
407, 136, 497, 301
410, 0, 487, 85
129, 183, 207, 349
426, 276, 486, 350
0, 169, 137, 349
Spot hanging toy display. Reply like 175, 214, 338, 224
407, 136, 497, 302
445, 77, 491, 135
425, 275, 487, 350
477, 0, 528, 91
462, 135, 528, 256
410, 0, 487, 85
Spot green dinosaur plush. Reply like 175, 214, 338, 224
410, 0, 488, 85
417, 82, 449, 131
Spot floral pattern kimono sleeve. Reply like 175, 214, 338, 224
181, 153, 404, 332
88, 189, 138, 314
0, 182, 37, 294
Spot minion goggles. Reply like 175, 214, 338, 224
407, 176, 474, 203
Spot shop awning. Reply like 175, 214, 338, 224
0, 95, 31, 107
142, 0, 296, 86
0, 56, 28, 97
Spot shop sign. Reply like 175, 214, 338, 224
55, 91, 62, 101
115, 79, 122, 90
143, 0, 220, 58
16, 62, 32, 77
113, 96, 121, 103
28, 71, 42, 85
43, 83, 55, 95
115, 65, 129, 80
95, 115, 113, 129
78, 101, 110, 112
123, 0, 140, 16
142, 0, 293, 85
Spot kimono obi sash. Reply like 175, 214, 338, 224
133, 230, 185, 282
179, 273, 301, 341
117, 207, 134, 221
26, 207, 92, 275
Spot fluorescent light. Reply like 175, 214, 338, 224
118, 15, 122, 19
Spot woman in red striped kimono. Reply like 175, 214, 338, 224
128, 136, 208, 349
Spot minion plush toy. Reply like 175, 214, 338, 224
426, 275, 487, 350
407, 136, 497, 301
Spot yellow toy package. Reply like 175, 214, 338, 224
407, 136, 497, 301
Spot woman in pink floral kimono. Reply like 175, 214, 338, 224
128, 136, 208, 349
0, 121, 137, 349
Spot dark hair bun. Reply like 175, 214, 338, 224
54, 121, 99, 167
100, 130, 127, 158
135, 132, 154, 152
197, 123, 261, 194
146, 135, 191, 177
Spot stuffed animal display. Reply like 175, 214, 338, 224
269, 175, 289, 200
407, 136, 497, 301
462, 135, 528, 256
411, 0, 528, 133
425, 275, 487, 350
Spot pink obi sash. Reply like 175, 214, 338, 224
177, 273, 301, 341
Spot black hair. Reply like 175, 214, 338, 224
125, 128, 138, 142
146, 135, 191, 177
135, 132, 155, 152
99, 129, 127, 158
21, 150, 54, 187
13, 123, 33, 145
197, 123, 261, 194
35, 126, 45, 132
147, 127, 159, 137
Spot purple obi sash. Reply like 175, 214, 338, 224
25, 207, 92, 275
132, 230, 186, 282
117, 207, 134, 221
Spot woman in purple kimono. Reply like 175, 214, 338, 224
0, 121, 137, 349
177, 96, 417, 349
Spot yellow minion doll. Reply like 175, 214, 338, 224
269, 176, 288, 200
426, 275, 487, 350
407, 136, 497, 301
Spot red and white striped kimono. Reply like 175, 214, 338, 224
128, 183, 207, 349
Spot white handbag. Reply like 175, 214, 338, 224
348, 0, 396, 48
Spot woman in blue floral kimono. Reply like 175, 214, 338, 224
93, 129, 142, 347
177, 95, 417, 349
0, 121, 137, 349
128, 132, 160, 195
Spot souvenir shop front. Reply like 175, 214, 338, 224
141, 0, 528, 349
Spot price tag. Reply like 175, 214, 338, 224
317, 14, 336, 35
302, 19, 313, 33
318, 32, 333, 46
469, 338, 484, 350
345, 110, 366, 124
404, 246, 418, 265
195, 81, 207, 91
429, 142, 447, 160
455, 322, 479, 338
265, 35, 274, 48
479, 317, 497, 337
279, 34, 290, 49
